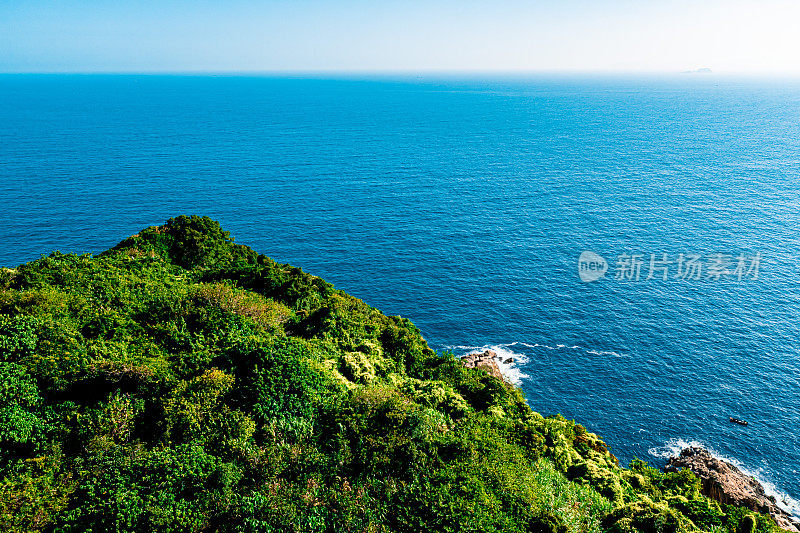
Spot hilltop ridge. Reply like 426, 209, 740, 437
0, 215, 790, 532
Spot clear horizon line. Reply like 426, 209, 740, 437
3, 67, 800, 78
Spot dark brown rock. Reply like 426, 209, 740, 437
666, 447, 798, 532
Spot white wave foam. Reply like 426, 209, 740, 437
450, 344, 529, 385
586, 349, 628, 357
448, 344, 797, 521
447, 341, 630, 384
648, 437, 708, 459
508, 341, 627, 357
448, 345, 798, 520
649, 438, 800, 520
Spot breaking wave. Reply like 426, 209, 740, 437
446, 341, 630, 386
649, 438, 800, 520
449, 344, 529, 385
446, 344, 798, 521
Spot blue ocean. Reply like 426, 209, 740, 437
1, 74, 799, 513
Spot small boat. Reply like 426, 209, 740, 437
730, 417, 748, 426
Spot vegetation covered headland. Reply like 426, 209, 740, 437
0, 215, 792, 532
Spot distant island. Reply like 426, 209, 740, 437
0, 216, 794, 532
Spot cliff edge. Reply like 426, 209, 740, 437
667, 447, 799, 532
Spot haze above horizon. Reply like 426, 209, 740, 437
2, 0, 800, 74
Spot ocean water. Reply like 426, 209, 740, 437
1, 74, 799, 513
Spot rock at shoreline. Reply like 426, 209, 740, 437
461, 350, 505, 381
666, 447, 799, 532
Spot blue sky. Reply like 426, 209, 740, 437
2, 0, 799, 73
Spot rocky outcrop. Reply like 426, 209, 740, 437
666, 447, 799, 532
460, 350, 505, 381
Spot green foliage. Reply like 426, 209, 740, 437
0, 363, 44, 452
740, 514, 758, 533
192, 282, 291, 333
0, 452, 74, 532
724, 505, 778, 533
229, 338, 330, 428
602, 497, 693, 533
0, 315, 39, 361
0, 217, 785, 533
108, 215, 258, 272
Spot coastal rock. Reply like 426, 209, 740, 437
666, 447, 799, 532
461, 350, 505, 381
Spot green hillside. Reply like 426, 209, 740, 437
0, 216, 782, 533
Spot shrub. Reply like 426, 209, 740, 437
739, 514, 757, 533
0, 362, 44, 452
0, 217, 779, 533
602, 498, 692, 533
193, 283, 290, 332
0, 315, 39, 362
